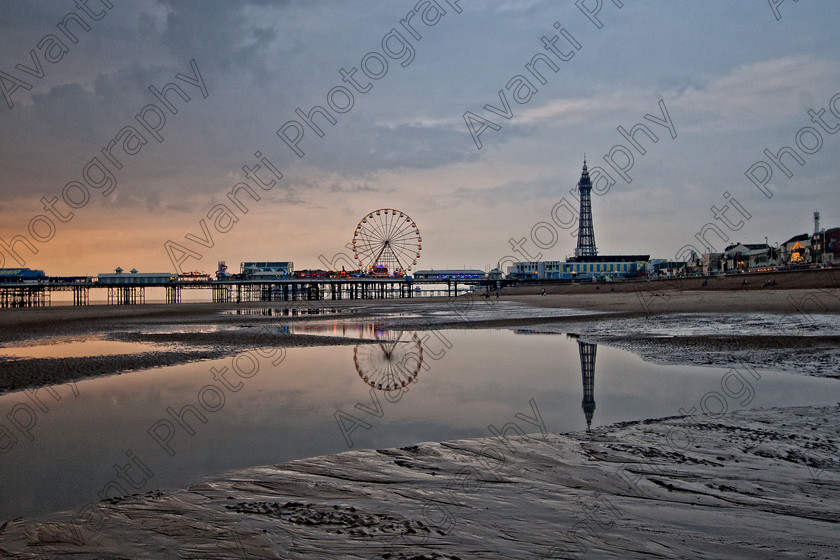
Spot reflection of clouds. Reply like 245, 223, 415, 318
354, 328, 423, 392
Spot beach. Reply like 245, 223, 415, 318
1, 404, 837, 559
1, 279, 839, 558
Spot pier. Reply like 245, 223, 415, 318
0, 277, 508, 308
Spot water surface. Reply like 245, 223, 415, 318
1, 326, 838, 520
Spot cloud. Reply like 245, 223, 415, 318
302, 118, 480, 175
516, 94, 630, 126
668, 55, 840, 131
156, 0, 288, 76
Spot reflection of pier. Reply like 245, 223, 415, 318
577, 340, 597, 430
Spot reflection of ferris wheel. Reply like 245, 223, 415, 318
352, 209, 421, 275
354, 330, 423, 392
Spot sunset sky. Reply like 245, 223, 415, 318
1, 0, 838, 276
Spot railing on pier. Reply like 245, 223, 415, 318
210, 279, 417, 303
0, 277, 509, 308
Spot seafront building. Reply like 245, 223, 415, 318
687, 213, 839, 274
0, 268, 46, 283
510, 160, 650, 281
97, 267, 175, 285
511, 163, 837, 280
240, 261, 295, 279
413, 269, 486, 280
509, 256, 648, 281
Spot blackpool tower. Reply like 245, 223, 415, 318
575, 159, 597, 257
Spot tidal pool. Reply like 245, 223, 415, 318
1, 327, 838, 520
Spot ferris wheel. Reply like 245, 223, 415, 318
352, 209, 421, 276
354, 330, 423, 392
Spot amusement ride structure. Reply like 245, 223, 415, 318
352, 208, 421, 277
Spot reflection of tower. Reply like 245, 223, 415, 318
577, 340, 597, 430
575, 159, 598, 257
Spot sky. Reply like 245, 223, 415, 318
0, 0, 838, 276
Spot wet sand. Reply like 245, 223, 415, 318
2, 404, 837, 559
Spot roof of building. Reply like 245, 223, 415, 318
97, 272, 175, 278
724, 243, 770, 253
0, 268, 45, 277
783, 233, 810, 245
414, 269, 485, 275
566, 255, 650, 263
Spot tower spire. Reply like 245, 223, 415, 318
575, 157, 597, 257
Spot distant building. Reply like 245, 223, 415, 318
510, 161, 649, 281
647, 259, 687, 277
413, 269, 486, 280
0, 268, 46, 283
508, 261, 558, 280
510, 255, 648, 281
567, 255, 649, 279
240, 261, 294, 279
696, 252, 725, 275
723, 243, 776, 271
810, 227, 840, 264
781, 234, 810, 265
97, 267, 176, 285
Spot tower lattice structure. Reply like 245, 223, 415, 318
577, 340, 597, 430
575, 159, 597, 257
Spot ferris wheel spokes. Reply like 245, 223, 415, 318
352, 208, 421, 276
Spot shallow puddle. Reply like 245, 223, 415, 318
1, 327, 838, 520
0, 338, 161, 359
